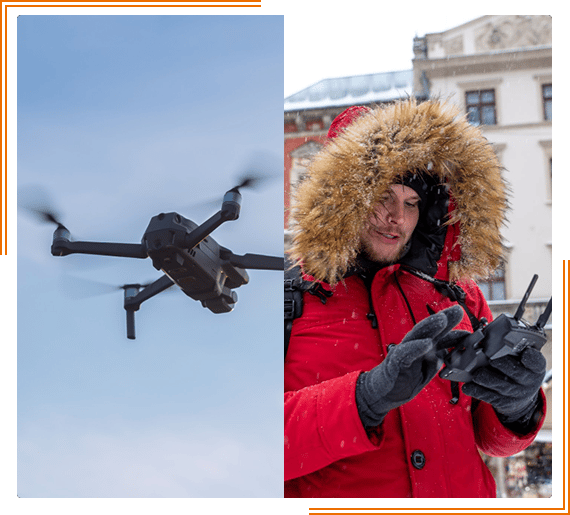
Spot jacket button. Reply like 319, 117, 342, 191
387, 343, 396, 352
411, 450, 426, 470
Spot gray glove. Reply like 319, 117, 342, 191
356, 305, 464, 429
462, 346, 546, 433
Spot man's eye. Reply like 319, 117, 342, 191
405, 201, 419, 208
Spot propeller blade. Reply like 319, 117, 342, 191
19, 185, 68, 230
229, 172, 269, 193
230, 151, 281, 193
58, 275, 155, 300
185, 152, 281, 212
59, 275, 123, 300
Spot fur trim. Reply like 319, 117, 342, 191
288, 98, 509, 285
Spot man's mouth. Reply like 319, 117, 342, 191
371, 227, 402, 241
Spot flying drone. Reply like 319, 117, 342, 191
23, 176, 284, 339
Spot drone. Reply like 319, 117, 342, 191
23, 177, 284, 339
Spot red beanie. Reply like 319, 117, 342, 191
326, 105, 370, 140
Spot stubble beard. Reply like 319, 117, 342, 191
360, 233, 411, 267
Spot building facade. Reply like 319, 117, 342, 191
413, 15, 552, 301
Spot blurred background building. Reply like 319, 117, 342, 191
284, 15, 552, 498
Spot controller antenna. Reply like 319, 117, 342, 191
514, 274, 538, 321
534, 298, 552, 330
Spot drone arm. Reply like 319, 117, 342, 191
52, 239, 148, 259
184, 190, 242, 249
222, 250, 284, 271
124, 275, 175, 311
183, 211, 226, 250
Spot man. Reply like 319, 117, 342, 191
284, 99, 546, 498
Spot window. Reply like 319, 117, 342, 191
305, 119, 324, 131
539, 140, 552, 203
466, 89, 497, 126
284, 121, 297, 133
542, 83, 552, 121
478, 263, 506, 300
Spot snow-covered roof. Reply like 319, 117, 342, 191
284, 70, 413, 112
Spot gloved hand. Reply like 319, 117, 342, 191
462, 346, 546, 433
356, 305, 465, 429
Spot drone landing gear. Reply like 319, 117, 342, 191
123, 275, 175, 339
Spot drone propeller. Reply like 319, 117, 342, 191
19, 185, 69, 231
58, 274, 156, 300
186, 151, 281, 213
187, 171, 278, 214
228, 172, 273, 193
231, 150, 281, 190
57, 273, 175, 340
32, 208, 67, 229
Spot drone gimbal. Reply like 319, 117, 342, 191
50, 188, 284, 339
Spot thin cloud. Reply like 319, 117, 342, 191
19, 416, 282, 497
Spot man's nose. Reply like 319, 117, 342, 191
386, 202, 405, 224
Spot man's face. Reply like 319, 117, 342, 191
360, 184, 420, 265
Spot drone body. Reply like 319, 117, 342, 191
46, 188, 284, 339
144, 211, 248, 313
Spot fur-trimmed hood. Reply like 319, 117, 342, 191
288, 98, 509, 286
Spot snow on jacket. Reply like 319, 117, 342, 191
285, 99, 546, 498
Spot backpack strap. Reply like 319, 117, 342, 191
284, 262, 306, 359
434, 281, 482, 331
284, 261, 333, 359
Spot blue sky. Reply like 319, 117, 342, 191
17, 14, 284, 498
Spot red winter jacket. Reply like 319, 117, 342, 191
284, 267, 545, 497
